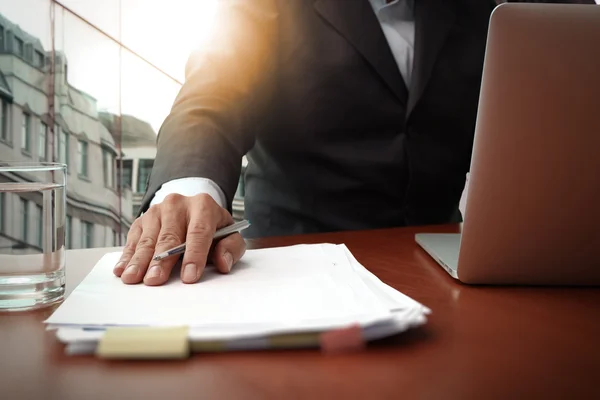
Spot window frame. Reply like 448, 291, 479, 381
0, 99, 9, 143
21, 111, 31, 152
137, 159, 154, 193
20, 198, 28, 242
14, 36, 24, 57
35, 204, 43, 248
38, 122, 47, 160
81, 221, 93, 248
102, 147, 116, 189
77, 139, 88, 177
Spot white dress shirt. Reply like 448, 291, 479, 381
150, 0, 416, 210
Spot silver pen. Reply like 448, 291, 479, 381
152, 219, 251, 261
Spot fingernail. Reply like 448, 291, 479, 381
122, 265, 139, 277
114, 261, 126, 272
146, 265, 162, 280
223, 252, 233, 272
183, 264, 197, 282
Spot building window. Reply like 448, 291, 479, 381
38, 122, 47, 160
103, 149, 115, 188
20, 198, 28, 242
0, 26, 4, 51
0, 99, 8, 142
14, 37, 24, 57
112, 229, 118, 246
24, 43, 33, 62
65, 215, 72, 249
57, 129, 68, 165
137, 159, 154, 193
53, 124, 59, 160
0, 192, 4, 233
35, 204, 43, 248
81, 221, 93, 248
35, 50, 44, 68
21, 112, 30, 152
77, 140, 88, 177
120, 159, 133, 190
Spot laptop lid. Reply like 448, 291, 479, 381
456, 3, 600, 285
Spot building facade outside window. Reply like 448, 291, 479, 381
0, 1, 245, 249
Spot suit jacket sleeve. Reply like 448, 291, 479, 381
138, 0, 278, 214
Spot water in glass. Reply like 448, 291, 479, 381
0, 163, 66, 311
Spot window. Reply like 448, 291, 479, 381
0, 192, 4, 233
113, 229, 118, 246
20, 198, 28, 242
24, 43, 33, 62
77, 140, 88, 176
120, 159, 133, 190
103, 149, 115, 188
0, 26, 4, 51
38, 122, 47, 160
57, 129, 68, 165
53, 124, 59, 159
0, 99, 8, 142
14, 37, 24, 57
81, 221, 93, 248
65, 215, 72, 249
21, 112, 30, 152
35, 50, 45, 68
35, 205, 43, 248
137, 159, 154, 193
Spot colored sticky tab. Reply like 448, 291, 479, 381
319, 324, 365, 354
96, 326, 190, 360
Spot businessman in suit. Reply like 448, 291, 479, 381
112, 0, 592, 286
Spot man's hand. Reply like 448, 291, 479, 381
112, 193, 246, 285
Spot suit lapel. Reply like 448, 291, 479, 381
314, 0, 409, 105
406, 0, 456, 118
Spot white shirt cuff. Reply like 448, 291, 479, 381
149, 177, 227, 209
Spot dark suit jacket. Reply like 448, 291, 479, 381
141, 0, 498, 238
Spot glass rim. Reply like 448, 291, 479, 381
0, 161, 67, 172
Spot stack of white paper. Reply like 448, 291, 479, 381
45, 243, 430, 355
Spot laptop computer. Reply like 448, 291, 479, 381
415, 3, 600, 285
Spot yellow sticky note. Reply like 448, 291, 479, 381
97, 326, 189, 360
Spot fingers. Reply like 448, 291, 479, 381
120, 207, 161, 284
143, 195, 188, 286
113, 220, 142, 277
210, 233, 246, 274
180, 194, 234, 284
112, 192, 240, 286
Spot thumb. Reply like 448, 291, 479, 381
211, 233, 246, 274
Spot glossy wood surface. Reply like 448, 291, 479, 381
2, 224, 600, 399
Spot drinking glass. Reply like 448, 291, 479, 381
0, 162, 67, 311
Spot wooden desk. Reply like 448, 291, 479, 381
2, 224, 600, 399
